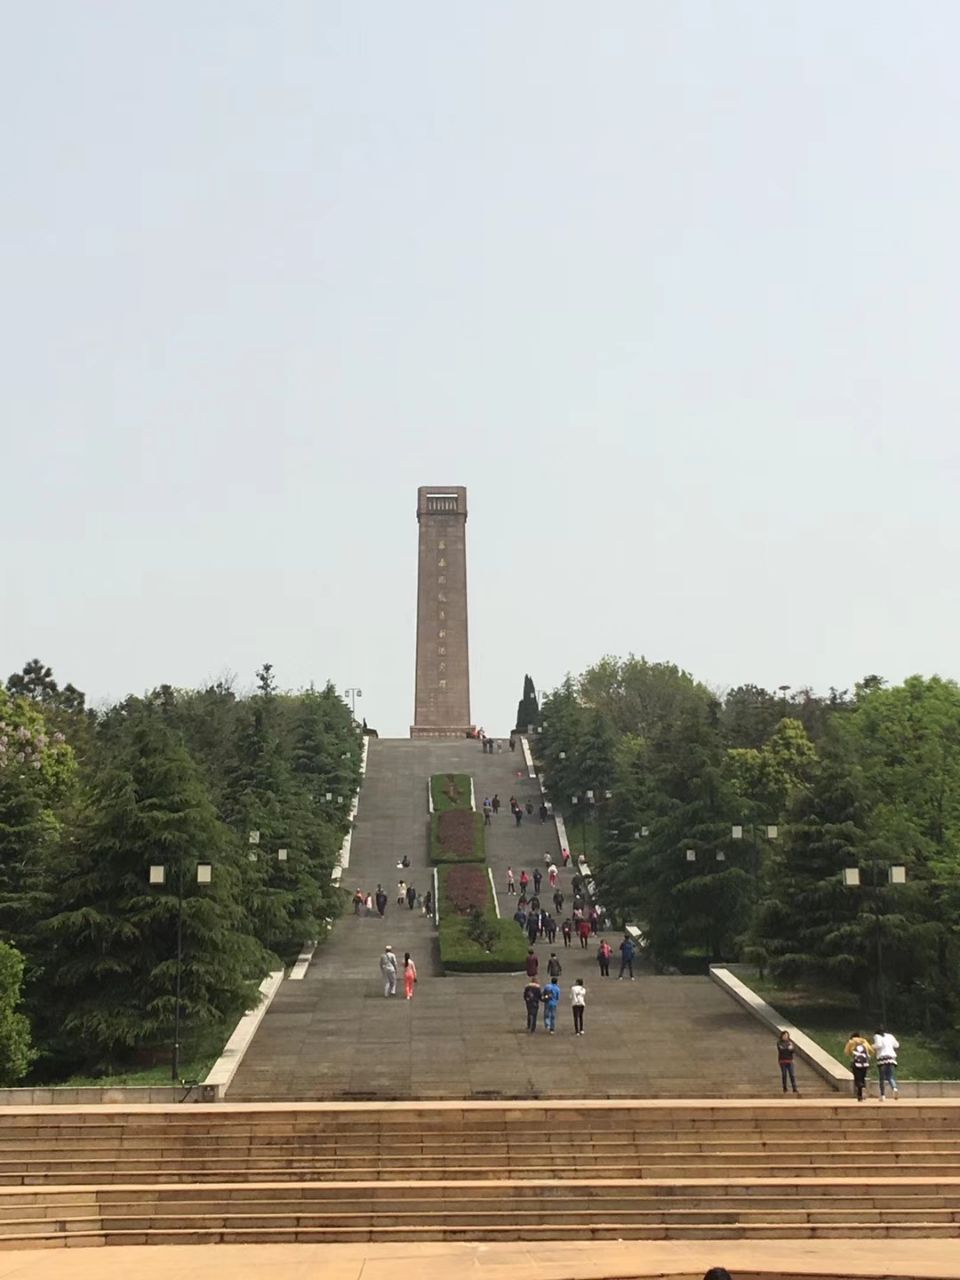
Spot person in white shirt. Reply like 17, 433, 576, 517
873, 1028, 900, 1099
570, 978, 586, 1035
379, 945, 398, 998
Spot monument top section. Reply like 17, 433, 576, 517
417, 486, 468, 518
411, 484, 472, 739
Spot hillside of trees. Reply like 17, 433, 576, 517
533, 657, 960, 1049
0, 660, 361, 1083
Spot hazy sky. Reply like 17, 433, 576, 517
3, 3, 959, 736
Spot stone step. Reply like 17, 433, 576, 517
8, 1203, 960, 1232
7, 1160, 960, 1185
4, 1146, 960, 1171
2, 1220, 959, 1246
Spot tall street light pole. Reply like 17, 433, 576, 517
345, 687, 363, 718
842, 861, 907, 1027
732, 822, 779, 900
149, 857, 212, 1082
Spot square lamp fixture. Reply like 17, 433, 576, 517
842, 867, 861, 887
278, 848, 288, 862
149, 865, 165, 886
248, 831, 260, 845
686, 849, 696, 862
732, 825, 743, 840
889, 865, 907, 884
767, 825, 779, 839
196, 863, 212, 885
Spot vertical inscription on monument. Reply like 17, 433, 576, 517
411, 485, 473, 738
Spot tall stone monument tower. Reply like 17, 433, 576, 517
411, 486, 473, 738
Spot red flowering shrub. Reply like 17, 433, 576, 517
431, 809, 484, 862
444, 865, 488, 915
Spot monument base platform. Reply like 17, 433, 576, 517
409, 724, 475, 739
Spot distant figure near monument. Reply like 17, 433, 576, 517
411, 486, 474, 738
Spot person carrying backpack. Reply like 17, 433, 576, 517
618, 934, 636, 979
844, 1031, 874, 1101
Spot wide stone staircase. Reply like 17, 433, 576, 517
2, 1100, 960, 1247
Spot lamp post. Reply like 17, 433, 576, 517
345, 687, 363, 718
732, 822, 779, 898
842, 862, 907, 1026
149, 856, 213, 1082
570, 790, 596, 859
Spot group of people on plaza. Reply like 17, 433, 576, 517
518, 935, 636, 1036
775, 1026, 900, 1100
353, 880, 433, 918
522, 964, 587, 1035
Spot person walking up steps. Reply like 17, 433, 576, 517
597, 938, 611, 976
570, 977, 586, 1035
379, 945, 398, 997
844, 1031, 874, 1101
533, 868, 542, 895
777, 1030, 800, 1095
874, 1027, 900, 1100
403, 952, 417, 1000
375, 885, 387, 917
506, 866, 515, 894
618, 934, 636, 979
562, 918, 573, 948
397, 880, 406, 907
547, 952, 562, 981
541, 976, 560, 1034
523, 976, 542, 1033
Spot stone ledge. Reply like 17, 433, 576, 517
287, 944, 316, 981
205, 971, 284, 1098
710, 966, 850, 1090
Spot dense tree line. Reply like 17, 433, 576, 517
0, 660, 361, 1082
532, 658, 960, 1047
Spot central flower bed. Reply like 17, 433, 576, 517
430, 774, 526, 974
431, 808, 485, 863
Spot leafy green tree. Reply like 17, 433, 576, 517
0, 942, 34, 1084
0, 690, 77, 957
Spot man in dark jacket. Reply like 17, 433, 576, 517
525, 949, 539, 978
523, 977, 542, 1032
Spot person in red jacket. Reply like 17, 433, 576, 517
577, 917, 591, 949
597, 938, 612, 976
525, 949, 539, 978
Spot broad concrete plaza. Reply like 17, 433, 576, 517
230, 738, 829, 1099
1, 1239, 958, 1280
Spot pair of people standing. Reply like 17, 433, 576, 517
378, 946, 417, 999
843, 1028, 900, 1101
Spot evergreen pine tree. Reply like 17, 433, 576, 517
41, 705, 268, 1074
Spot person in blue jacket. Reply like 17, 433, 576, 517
541, 978, 561, 1034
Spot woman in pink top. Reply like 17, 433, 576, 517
404, 953, 417, 1000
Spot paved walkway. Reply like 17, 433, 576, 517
2, 1239, 958, 1280
229, 739, 831, 1099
